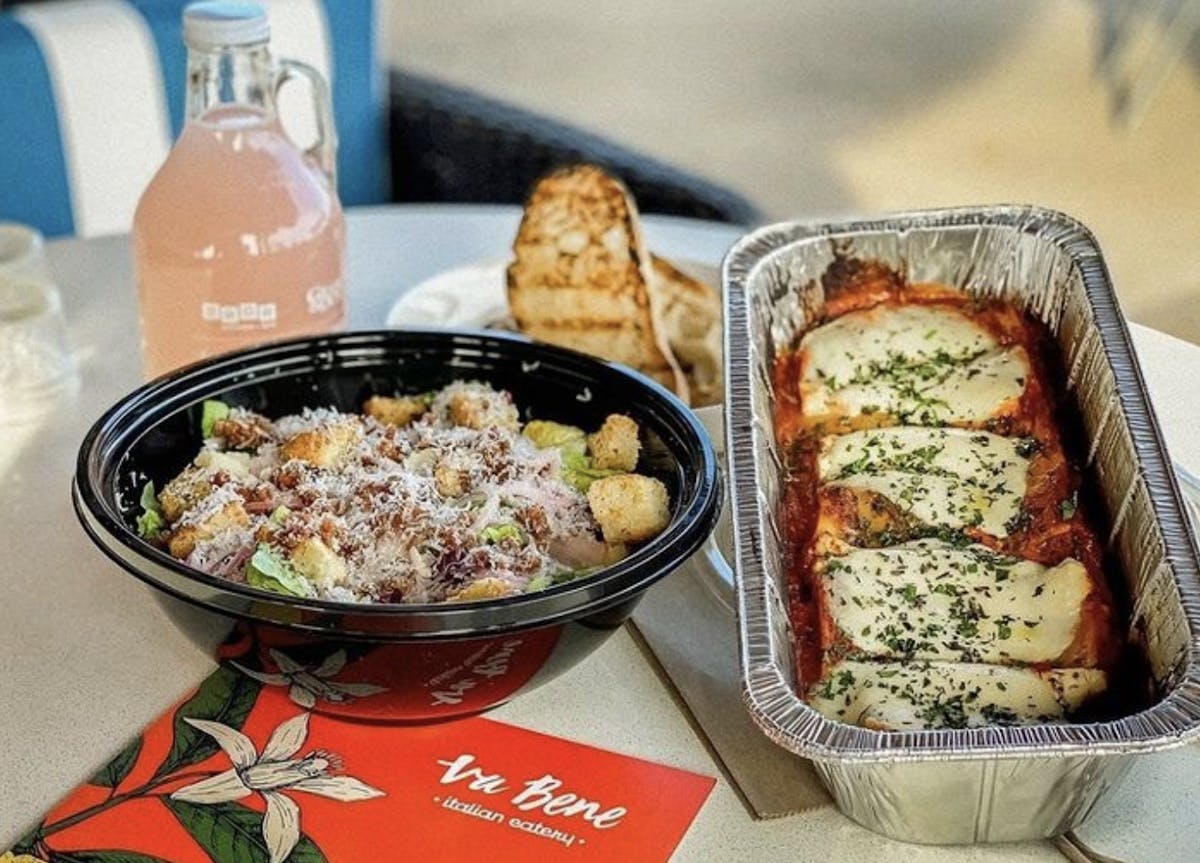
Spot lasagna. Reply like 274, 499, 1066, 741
775, 270, 1119, 731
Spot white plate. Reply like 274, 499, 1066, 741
385, 258, 512, 329
385, 256, 722, 329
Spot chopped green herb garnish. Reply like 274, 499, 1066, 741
1015, 437, 1041, 458
1060, 495, 1078, 520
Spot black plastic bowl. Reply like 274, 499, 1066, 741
73, 330, 720, 721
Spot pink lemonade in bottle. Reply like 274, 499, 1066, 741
134, 3, 344, 378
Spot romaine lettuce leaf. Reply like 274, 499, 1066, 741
200, 400, 231, 438
560, 450, 621, 493
245, 544, 310, 597
526, 565, 604, 593
135, 481, 166, 540
523, 420, 585, 450
481, 523, 523, 544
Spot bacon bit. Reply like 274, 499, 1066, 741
271, 522, 314, 552
319, 517, 340, 549
276, 463, 306, 490
213, 415, 272, 450
374, 582, 410, 604
434, 543, 499, 589
517, 505, 551, 542
378, 438, 407, 463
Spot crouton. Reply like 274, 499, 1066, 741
447, 577, 514, 602
586, 474, 670, 543
603, 542, 629, 563
588, 414, 640, 472
434, 461, 470, 497
159, 452, 253, 524
290, 537, 348, 587
167, 501, 250, 558
159, 465, 213, 523
446, 386, 520, 431
363, 394, 428, 427
280, 419, 362, 468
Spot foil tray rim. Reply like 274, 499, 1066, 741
725, 204, 1200, 763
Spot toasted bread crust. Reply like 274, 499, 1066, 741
507, 165, 688, 401
651, 256, 723, 407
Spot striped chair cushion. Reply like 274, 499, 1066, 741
0, 0, 387, 237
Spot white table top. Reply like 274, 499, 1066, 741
2, 204, 1197, 862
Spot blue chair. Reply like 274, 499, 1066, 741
0, 0, 758, 238
0, 0, 386, 237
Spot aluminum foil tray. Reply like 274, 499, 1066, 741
723, 206, 1200, 844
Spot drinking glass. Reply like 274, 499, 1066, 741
0, 223, 79, 424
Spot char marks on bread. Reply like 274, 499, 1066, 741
506, 165, 689, 401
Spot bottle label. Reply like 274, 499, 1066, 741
305, 280, 342, 316
201, 301, 279, 329
197, 280, 343, 332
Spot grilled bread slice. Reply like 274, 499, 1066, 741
651, 256, 722, 407
506, 165, 688, 400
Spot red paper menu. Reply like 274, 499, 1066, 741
8, 664, 715, 863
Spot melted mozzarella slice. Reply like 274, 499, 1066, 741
808, 659, 1107, 730
819, 427, 1029, 536
799, 304, 1028, 426
821, 539, 1090, 665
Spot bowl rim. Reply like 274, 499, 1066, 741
73, 328, 722, 639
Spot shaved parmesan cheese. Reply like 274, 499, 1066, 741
167, 382, 613, 604
808, 658, 1107, 730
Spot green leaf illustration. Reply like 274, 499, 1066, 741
152, 665, 261, 779
10, 820, 42, 854
88, 735, 144, 789
163, 800, 328, 863
50, 851, 174, 863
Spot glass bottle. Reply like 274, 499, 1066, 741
133, 2, 345, 378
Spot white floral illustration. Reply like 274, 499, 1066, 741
171, 713, 384, 863
232, 648, 388, 708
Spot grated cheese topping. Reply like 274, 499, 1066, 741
165, 382, 610, 604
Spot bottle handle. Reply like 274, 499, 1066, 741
273, 58, 338, 189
